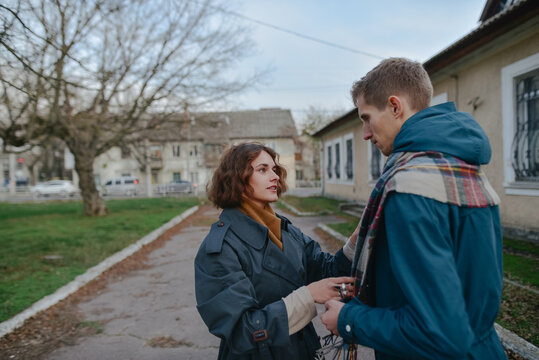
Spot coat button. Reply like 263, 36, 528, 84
217, 221, 224, 227
345, 325, 351, 333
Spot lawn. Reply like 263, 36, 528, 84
0, 197, 199, 323
278, 195, 342, 214
280, 195, 539, 346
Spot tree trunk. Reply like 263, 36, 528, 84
73, 151, 108, 216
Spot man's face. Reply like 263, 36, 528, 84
357, 96, 402, 156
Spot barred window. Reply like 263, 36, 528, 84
512, 70, 539, 182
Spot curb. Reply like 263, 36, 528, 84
0, 205, 199, 340
316, 223, 539, 360
495, 324, 539, 359
317, 223, 348, 244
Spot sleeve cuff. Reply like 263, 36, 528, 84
343, 239, 355, 261
282, 285, 317, 335
338, 298, 365, 343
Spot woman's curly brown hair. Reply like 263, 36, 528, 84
207, 142, 288, 209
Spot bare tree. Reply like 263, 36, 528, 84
0, 0, 258, 215
299, 105, 345, 135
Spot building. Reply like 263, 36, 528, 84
93, 108, 299, 192
315, 0, 539, 238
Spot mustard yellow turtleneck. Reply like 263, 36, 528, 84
238, 197, 283, 251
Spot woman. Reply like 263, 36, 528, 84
195, 143, 357, 359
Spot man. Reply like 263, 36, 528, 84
321, 58, 506, 359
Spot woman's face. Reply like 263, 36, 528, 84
246, 150, 280, 208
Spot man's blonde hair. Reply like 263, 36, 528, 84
351, 57, 433, 111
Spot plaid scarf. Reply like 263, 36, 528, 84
351, 151, 500, 304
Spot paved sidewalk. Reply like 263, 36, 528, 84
40, 205, 373, 360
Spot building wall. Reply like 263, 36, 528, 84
93, 137, 297, 192
320, 117, 373, 202
431, 29, 539, 231
94, 148, 140, 186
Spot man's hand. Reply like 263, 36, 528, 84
321, 299, 345, 336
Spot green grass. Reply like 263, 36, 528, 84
327, 221, 357, 237
279, 195, 343, 214
503, 252, 539, 288
503, 237, 539, 257
497, 282, 538, 346
0, 197, 199, 323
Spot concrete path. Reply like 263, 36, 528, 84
44, 206, 374, 360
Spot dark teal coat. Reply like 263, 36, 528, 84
195, 208, 351, 359
338, 103, 506, 359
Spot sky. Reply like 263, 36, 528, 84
222, 0, 487, 127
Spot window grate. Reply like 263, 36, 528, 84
512, 71, 539, 182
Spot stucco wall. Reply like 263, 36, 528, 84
320, 117, 374, 203
431, 29, 539, 231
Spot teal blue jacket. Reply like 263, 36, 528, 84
195, 208, 351, 359
338, 103, 506, 359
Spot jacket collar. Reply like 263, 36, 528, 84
220, 208, 268, 249
220, 207, 303, 287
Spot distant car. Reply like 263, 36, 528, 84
103, 176, 139, 196
31, 180, 79, 197
166, 180, 194, 194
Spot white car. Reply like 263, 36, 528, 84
31, 180, 79, 197
103, 176, 139, 196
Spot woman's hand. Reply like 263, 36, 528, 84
307, 276, 355, 304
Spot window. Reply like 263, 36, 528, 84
334, 142, 341, 179
173, 172, 181, 181
150, 145, 162, 159
296, 170, 304, 180
513, 70, 539, 182
121, 146, 131, 159
326, 136, 354, 184
172, 145, 180, 157
326, 145, 332, 179
502, 53, 539, 195
369, 142, 383, 182
344, 134, 354, 181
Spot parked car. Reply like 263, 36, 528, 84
166, 180, 195, 194
103, 176, 139, 196
31, 180, 79, 197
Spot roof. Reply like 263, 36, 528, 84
312, 108, 359, 138
424, 0, 539, 75
147, 108, 297, 143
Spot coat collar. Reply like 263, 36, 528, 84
220, 208, 303, 287
220, 208, 267, 249
220, 208, 291, 249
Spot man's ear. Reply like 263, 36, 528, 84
387, 95, 403, 118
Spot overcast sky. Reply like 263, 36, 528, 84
221, 0, 487, 126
